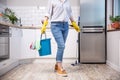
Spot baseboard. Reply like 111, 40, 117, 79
107, 60, 120, 72
19, 58, 77, 64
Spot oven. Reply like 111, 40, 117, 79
0, 25, 9, 62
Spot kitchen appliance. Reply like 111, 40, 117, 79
0, 25, 9, 61
79, 0, 107, 63
80, 26, 105, 63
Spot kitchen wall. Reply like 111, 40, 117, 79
6, 0, 48, 6
6, 0, 79, 7
6, 0, 80, 26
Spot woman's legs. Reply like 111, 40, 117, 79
51, 22, 69, 69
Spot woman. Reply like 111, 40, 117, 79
41, 0, 80, 76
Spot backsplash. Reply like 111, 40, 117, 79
0, 3, 6, 12
8, 6, 80, 26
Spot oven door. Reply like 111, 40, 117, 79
0, 44, 9, 58
0, 26, 9, 61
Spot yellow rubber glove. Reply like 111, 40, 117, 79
71, 21, 80, 32
41, 20, 48, 34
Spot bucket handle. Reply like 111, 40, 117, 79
40, 33, 47, 40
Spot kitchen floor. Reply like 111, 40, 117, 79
0, 63, 120, 80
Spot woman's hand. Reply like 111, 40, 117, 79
71, 21, 80, 32
70, 17, 80, 32
41, 16, 49, 34
41, 20, 48, 34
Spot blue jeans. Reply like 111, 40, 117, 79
51, 22, 69, 62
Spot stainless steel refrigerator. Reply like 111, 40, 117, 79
79, 0, 107, 63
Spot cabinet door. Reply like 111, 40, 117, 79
119, 40, 120, 67
64, 29, 78, 58
10, 28, 22, 59
20, 29, 36, 59
107, 32, 120, 66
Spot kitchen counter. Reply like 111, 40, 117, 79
0, 22, 42, 29
1, 22, 120, 31
107, 28, 120, 32
0, 22, 73, 29
107, 25, 120, 32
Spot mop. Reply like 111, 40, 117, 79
71, 39, 80, 66
71, 16, 81, 66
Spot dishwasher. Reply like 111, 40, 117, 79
79, 26, 105, 63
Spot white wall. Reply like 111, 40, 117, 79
6, 0, 80, 26
7, 0, 48, 6
6, 0, 79, 6
8, 6, 47, 26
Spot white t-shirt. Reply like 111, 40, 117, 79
46, 0, 73, 22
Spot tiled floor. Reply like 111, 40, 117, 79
0, 63, 120, 80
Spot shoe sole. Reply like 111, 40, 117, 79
56, 73, 68, 77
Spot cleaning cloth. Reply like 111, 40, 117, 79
35, 40, 41, 50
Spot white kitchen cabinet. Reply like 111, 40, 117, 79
10, 27, 22, 59
119, 40, 120, 67
107, 31, 120, 72
20, 29, 78, 59
64, 29, 78, 58
0, 27, 22, 76
20, 29, 37, 59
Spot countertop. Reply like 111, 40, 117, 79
107, 24, 120, 32
2, 21, 120, 31
0, 22, 73, 29
0, 22, 42, 29
107, 28, 120, 32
